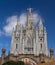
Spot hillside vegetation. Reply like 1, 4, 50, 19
2, 61, 24, 65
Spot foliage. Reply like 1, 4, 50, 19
2, 61, 24, 65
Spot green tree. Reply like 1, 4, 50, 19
2, 61, 24, 65
17, 61, 24, 65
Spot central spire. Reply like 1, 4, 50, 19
26, 8, 34, 30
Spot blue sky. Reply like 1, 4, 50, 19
0, 0, 55, 56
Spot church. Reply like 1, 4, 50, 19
0, 8, 54, 65
10, 8, 48, 56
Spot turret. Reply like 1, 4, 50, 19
50, 48, 54, 59
1, 48, 6, 64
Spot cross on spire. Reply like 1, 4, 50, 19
27, 8, 33, 14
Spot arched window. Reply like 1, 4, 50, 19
40, 44, 42, 49
16, 44, 18, 49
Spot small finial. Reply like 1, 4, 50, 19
27, 8, 33, 14
39, 18, 43, 25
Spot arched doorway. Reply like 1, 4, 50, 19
19, 58, 37, 65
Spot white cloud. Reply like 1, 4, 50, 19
3, 16, 17, 36
33, 13, 40, 24
3, 12, 40, 36
20, 13, 27, 27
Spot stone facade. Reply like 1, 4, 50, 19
0, 8, 55, 65
10, 8, 48, 56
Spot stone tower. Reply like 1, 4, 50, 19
10, 8, 48, 57
35, 19, 48, 56
10, 20, 23, 56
